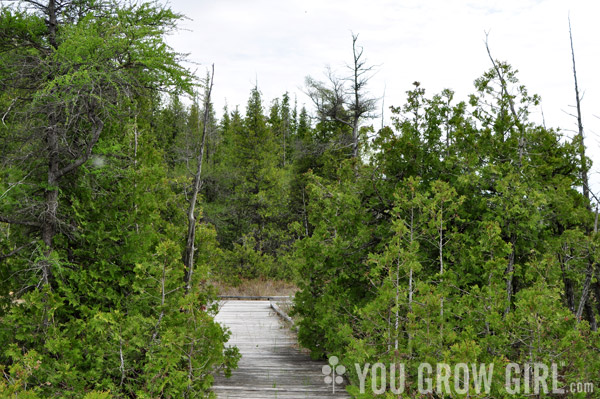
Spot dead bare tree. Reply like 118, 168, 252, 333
566, 17, 598, 330
183, 65, 214, 293
568, 16, 590, 204
305, 33, 377, 159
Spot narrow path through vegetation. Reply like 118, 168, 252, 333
213, 300, 349, 398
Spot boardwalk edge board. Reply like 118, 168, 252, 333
269, 300, 297, 329
217, 295, 293, 301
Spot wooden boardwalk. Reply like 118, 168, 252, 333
213, 300, 350, 398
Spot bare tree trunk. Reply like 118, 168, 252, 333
568, 21, 599, 331
42, 0, 64, 282
504, 236, 516, 316
439, 209, 444, 312
437, 205, 446, 344
576, 265, 593, 321
576, 207, 598, 330
380, 85, 386, 131
568, 16, 589, 203
408, 268, 413, 312
183, 65, 214, 293
302, 188, 309, 236
41, 123, 59, 286
39, 110, 103, 287
119, 332, 126, 386
47, 0, 58, 49
351, 120, 359, 159
351, 34, 362, 159
283, 128, 286, 167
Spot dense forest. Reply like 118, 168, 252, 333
1, 1, 599, 398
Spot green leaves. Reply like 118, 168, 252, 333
0, 1, 234, 397
291, 63, 600, 397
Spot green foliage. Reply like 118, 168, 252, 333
0, 1, 237, 397
1, 119, 239, 397
292, 65, 600, 397
200, 89, 301, 279
2, 3, 598, 397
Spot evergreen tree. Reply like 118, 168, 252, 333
292, 63, 600, 397
0, 2, 238, 396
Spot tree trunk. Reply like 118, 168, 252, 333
560, 259, 576, 313
41, 122, 59, 286
351, 121, 359, 159
575, 262, 593, 322
47, 0, 58, 49
504, 236, 516, 316
39, 0, 60, 286
352, 34, 361, 159
183, 65, 214, 293
568, 17, 589, 203
584, 301, 597, 331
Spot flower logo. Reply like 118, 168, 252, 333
322, 355, 346, 393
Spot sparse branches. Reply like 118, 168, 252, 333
568, 15, 590, 204
485, 33, 526, 165
305, 33, 377, 158
567, 17, 598, 330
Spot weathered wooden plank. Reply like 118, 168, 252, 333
270, 300, 296, 327
213, 300, 349, 398
218, 295, 293, 301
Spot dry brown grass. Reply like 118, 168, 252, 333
211, 278, 298, 297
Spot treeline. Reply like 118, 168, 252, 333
1, 1, 599, 398
158, 87, 340, 284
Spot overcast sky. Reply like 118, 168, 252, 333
166, 0, 599, 194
